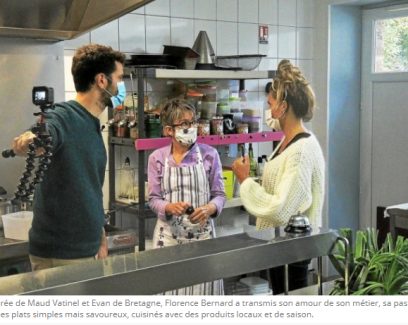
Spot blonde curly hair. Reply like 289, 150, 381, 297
270, 59, 316, 122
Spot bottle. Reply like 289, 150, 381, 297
248, 144, 257, 177
257, 156, 264, 177
118, 157, 136, 201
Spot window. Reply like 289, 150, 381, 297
374, 15, 408, 72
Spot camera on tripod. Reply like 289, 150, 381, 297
32, 86, 54, 109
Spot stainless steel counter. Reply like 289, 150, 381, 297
0, 230, 29, 261
0, 227, 339, 295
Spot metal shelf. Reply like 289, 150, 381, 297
150, 68, 276, 80
135, 131, 283, 150
110, 67, 279, 252
110, 137, 135, 146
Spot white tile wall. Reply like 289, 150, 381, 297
259, 0, 278, 25
278, 26, 296, 59
171, 18, 195, 46
119, 14, 146, 53
62, 0, 318, 213
238, 23, 258, 55
238, 0, 258, 24
297, 27, 314, 59
170, 0, 194, 18
90, 20, 119, 50
145, 0, 170, 16
278, 0, 297, 27
194, 0, 216, 20
145, 16, 171, 53
297, 0, 314, 28
217, 0, 238, 22
216, 21, 238, 56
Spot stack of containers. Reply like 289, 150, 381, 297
239, 276, 271, 295
242, 101, 262, 133
196, 81, 217, 119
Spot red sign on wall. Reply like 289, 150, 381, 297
259, 25, 269, 44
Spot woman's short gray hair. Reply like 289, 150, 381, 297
160, 99, 196, 127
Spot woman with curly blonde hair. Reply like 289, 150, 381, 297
232, 59, 325, 294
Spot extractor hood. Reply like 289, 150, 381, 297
0, 0, 153, 41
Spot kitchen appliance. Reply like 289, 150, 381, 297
284, 212, 312, 234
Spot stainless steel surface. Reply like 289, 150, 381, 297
0, 232, 29, 261
0, 0, 153, 40
192, 31, 215, 64
151, 68, 276, 80
0, 227, 339, 295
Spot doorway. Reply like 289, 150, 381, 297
360, 4, 408, 227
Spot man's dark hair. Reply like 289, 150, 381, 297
71, 44, 126, 92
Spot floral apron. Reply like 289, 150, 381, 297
152, 146, 223, 295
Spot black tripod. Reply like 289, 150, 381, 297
2, 104, 53, 207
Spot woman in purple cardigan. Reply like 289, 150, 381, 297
147, 99, 226, 294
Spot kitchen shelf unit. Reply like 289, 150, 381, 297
109, 67, 280, 251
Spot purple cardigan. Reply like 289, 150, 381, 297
147, 142, 226, 221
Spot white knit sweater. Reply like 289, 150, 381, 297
240, 133, 325, 230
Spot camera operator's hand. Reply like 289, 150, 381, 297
12, 131, 44, 156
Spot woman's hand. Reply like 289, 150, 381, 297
189, 203, 217, 226
165, 201, 190, 216
232, 156, 250, 184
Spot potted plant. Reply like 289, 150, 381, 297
330, 228, 408, 295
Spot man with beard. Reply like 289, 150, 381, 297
11, 44, 126, 270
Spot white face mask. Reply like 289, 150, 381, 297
265, 109, 282, 131
174, 127, 197, 146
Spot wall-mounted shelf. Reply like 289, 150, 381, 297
135, 131, 283, 151
149, 68, 276, 80
110, 137, 135, 146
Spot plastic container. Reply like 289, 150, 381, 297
217, 102, 230, 115
242, 116, 262, 133
210, 116, 224, 135
232, 112, 243, 124
229, 96, 241, 112
198, 119, 210, 136
200, 101, 217, 119
1, 211, 33, 240
145, 115, 162, 138
236, 123, 249, 134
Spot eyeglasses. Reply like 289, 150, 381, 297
171, 120, 198, 129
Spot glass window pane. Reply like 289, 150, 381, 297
374, 16, 408, 72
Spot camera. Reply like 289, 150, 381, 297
32, 86, 54, 107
